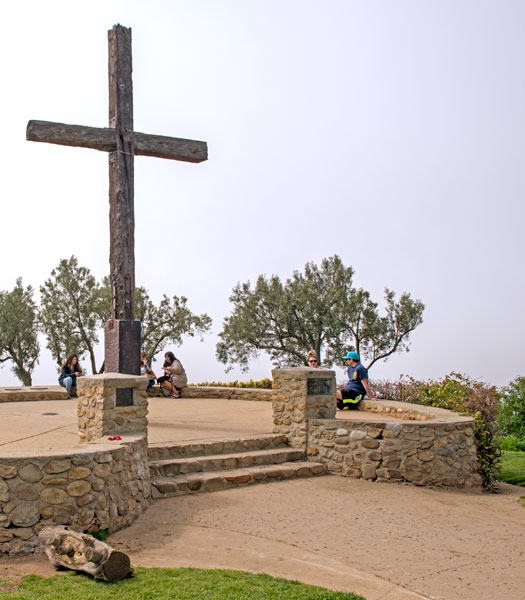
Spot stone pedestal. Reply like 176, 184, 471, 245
104, 319, 141, 376
77, 374, 148, 442
272, 367, 336, 451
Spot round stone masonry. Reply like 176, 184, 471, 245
0, 435, 151, 558
271, 368, 482, 490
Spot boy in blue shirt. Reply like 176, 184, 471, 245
336, 351, 377, 409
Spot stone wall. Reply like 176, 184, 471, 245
149, 385, 272, 402
77, 375, 148, 442
308, 418, 482, 488
359, 399, 434, 421
271, 368, 482, 489
0, 435, 151, 557
0, 386, 68, 403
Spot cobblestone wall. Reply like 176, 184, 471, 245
308, 419, 482, 488
271, 368, 482, 489
0, 435, 151, 557
149, 386, 272, 402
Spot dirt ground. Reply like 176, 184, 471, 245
1, 477, 523, 600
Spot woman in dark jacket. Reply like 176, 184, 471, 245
58, 354, 83, 398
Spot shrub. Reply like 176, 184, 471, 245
498, 376, 525, 440
372, 373, 501, 492
194, 378, 273, 389
89, 528, 109, 541
499, 435, 525, 452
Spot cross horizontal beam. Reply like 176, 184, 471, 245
26, 119, 207, 163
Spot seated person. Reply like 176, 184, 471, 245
306, 350, 319, 367
58, 354, 84, 398
157, 351, 187, 399
336, 351, 377, 409
140, 351, 156, 389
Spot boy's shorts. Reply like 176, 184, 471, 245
337, 389, 364, 410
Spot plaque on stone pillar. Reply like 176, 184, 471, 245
307, 378, 332, 396
116, 388, 133, 407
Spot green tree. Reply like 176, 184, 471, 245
40, 256, 103, 374
498, 376, 525, 440
217, 255, 424, 371
137, 290, 212, 365
0, 278, 40, 385
41, 261, 212, 373
98, 276, 213, 366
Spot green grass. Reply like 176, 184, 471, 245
0, 567, 364, 600
497, 451, 525, 487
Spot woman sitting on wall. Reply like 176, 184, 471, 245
157, 351, 187, 399
140, 350, 156, 390
306, 350, 320, 367
58, 354, 84, 398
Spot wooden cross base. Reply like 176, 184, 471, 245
104, 319, 141, 377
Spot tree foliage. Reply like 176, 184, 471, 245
498, 376, 525, 440
217, 255, 424, 371
0, 278, 40, 386
137, 290, 212, 366
40, 257, 104, 374
39, 258, 212, 374
98, 277, 212, 366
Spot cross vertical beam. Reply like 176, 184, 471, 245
108, 25, 135, 321
105, 25, 140, 382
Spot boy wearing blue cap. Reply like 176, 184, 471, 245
337, 352, 377, 409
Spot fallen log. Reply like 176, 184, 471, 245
38, 525, 132, 582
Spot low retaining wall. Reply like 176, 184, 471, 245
0, 386, 68, 403
0, 435, 151, 557
308, 417, 482, 487
0, 384, 273, 404
149, 385, 272, 402
272, 368, 482, 489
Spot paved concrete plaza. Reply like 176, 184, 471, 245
0, 397, 274, 455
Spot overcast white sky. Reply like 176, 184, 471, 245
1, 0, 524, 388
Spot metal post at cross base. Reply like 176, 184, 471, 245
27, 25, 208, 404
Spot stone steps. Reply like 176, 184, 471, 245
150, 460, 326, 499
148, 433, 288, 460
150, 447, 305, 477
148, 433, 327, 499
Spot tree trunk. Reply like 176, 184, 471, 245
19, 370, 32, 386
38, 526, 132, 582
9, 352, 32, 386
87, 343, 98, 374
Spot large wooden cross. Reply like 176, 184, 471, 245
27, 24, 207, 378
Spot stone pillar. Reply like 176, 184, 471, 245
77, 374, 148, 443
272, 367, 336, 451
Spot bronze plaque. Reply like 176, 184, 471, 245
116, 388, 133, 407
307, 378, 332, 396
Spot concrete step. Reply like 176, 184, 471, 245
149, 447, 305, 477
148, 433, 287, 460
151, 460, 327, 498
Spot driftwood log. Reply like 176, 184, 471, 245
38, 526, 132, 582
